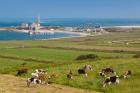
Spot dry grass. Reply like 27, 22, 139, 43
0, 75, 99, 93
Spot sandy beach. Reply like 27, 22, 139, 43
110, 25, 140, 28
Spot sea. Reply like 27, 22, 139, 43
0, 18, 140, 40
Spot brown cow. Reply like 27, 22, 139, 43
16, 68, 28, 76
67, 70, 73, 80
123, 70, 132, 79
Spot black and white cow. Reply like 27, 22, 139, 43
99, 68, 116, 77
103, 76, 119, 87
26, 69, 46, 87
78, 65, 92, 77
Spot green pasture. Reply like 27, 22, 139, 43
0, 29, 140, 93
0, 48, 134, 63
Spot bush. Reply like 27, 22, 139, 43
133, 54, 140, 58
76, 54, 98, 60
113, 50, 124, 53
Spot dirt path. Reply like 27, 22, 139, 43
0, 75, 99, 93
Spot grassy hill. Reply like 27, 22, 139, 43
0, 29, 140, 93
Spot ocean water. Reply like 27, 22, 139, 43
41, 18, 140, 27
0, 18, 140, 40
0, 31, 80, 41
1, 18, 140, 27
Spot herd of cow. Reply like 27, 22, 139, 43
16, 65, 132, 87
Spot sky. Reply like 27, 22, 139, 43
0, 0, 140, 19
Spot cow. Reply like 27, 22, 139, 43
67, 70, 73, 80
78, 65, 92, 77
103, 75, 119, 87
16, 68, 28, 76
99, 68, 116, 77
123, 70, 132, 79
27, 69, 47, 87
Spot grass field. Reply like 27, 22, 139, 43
0, 29, 140, 93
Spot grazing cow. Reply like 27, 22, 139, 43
78, 69, 87, 77
103, 76, 119, 87
78, 65, 92, 77
123, 70, 132, 79
99, 68, 116, 77
16, 68, 28, 76
27, 69, 47, 87
67, 70, 73, 80
67, 74, 73, 80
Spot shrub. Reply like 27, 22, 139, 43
113, 50, 124, 53
76, 54, 98, 60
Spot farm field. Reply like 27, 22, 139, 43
0, 29, 140, 93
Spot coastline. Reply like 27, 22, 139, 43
0, 25, 140, 41
0, 27, 90, 36
103, 25, 140, 28
0, 28, 90, 41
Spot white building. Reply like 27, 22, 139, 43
21, 23, 29, 28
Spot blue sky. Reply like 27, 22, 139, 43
0, 0, 140, 19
